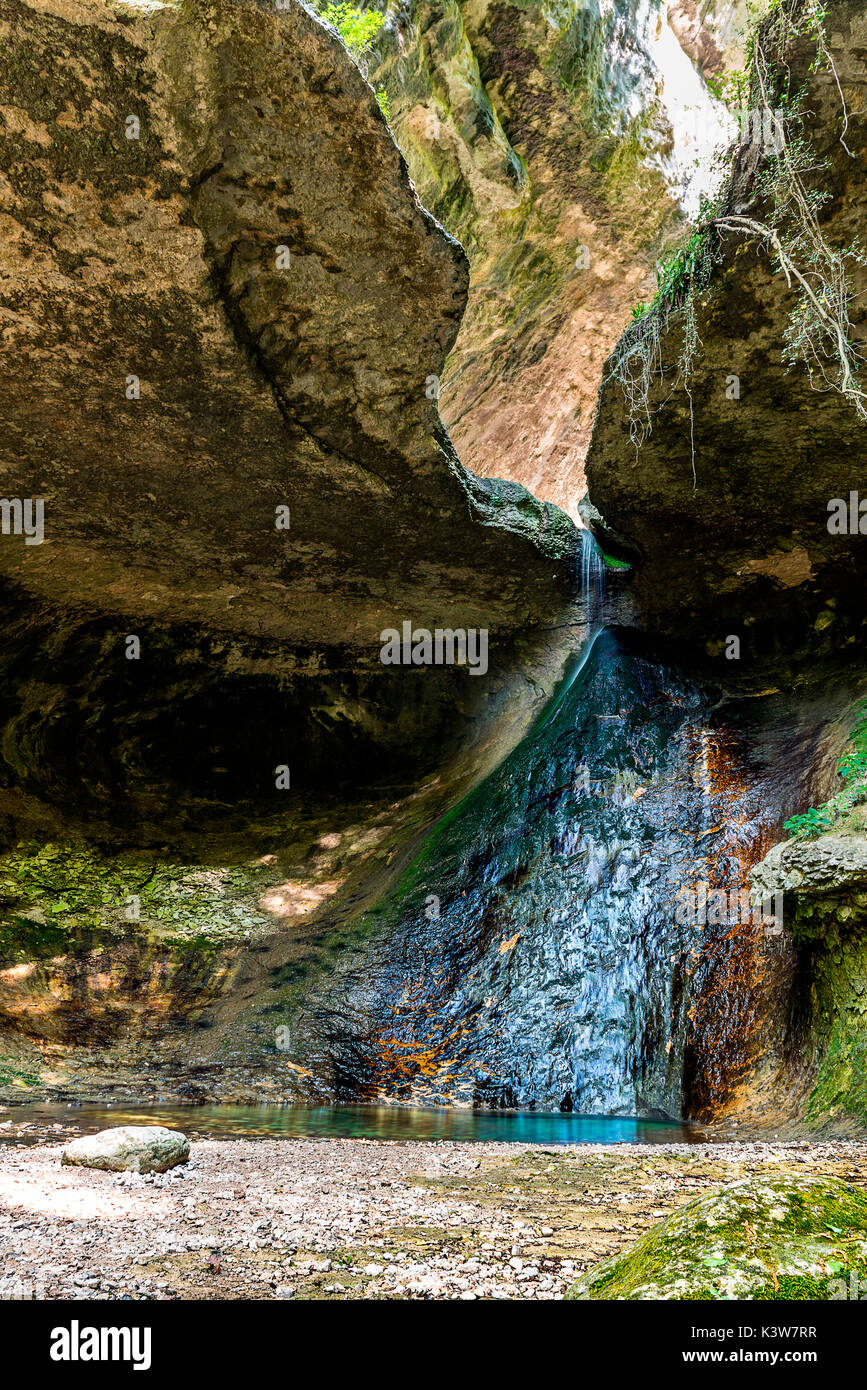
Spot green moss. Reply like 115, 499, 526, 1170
803, 926, 867, 1129
600, 550, 631, 571
0, 841, 274, 957
0, 1057, 41, 1089
569, 1176, 867, 1300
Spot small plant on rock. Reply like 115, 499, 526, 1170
785, 699, 867, 838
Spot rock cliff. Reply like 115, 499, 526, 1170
0, 0, 577, 818
585, 0, 867, 675
366, 0, 724, 515
0, 0, 585, 1101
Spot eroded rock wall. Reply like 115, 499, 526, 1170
750, 817, 867, 1134
0, 0, 589, 1096
0, 0, 577, 814
585, 0, 867, 675
367, 0, 701, 516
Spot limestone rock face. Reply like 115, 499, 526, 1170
61, 1125, 190, 1173
752, 832, 867, 921
749, 816, 867, 1134
569, 1175, 867, 1299
0, 0, 573, 642
367, 0, 690, 517
0, 0, 575, 811
585, 0, 867, 673
667, 0, 750, 77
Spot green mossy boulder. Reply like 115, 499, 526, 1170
568, 1176, 867, 1300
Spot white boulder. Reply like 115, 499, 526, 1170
61, 1125, 190, 1174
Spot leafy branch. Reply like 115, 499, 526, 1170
313, 2, 390, 118
785, 699, 867, 838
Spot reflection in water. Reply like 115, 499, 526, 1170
1, 1102, 704, 1146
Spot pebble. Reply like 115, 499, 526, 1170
1, 1134, 865, 1300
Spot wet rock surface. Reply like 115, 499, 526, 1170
283, 628, 843, 1118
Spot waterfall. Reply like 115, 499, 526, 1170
298, 526, 812, 1119
531, 529, 608, 736
304, 627, 813, 1116
579, 527, 607, 632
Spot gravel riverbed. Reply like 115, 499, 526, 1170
2, 1133, 866, 1300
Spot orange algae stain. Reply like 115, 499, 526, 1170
285, 1060, 313, 1077
370, 1025, 471, 1087
680, 723, 783, 1118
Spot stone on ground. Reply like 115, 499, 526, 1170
568, 1175, 867, 1300
61, 1126, 189, 1174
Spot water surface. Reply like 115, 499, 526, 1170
1, 1102, 705, 1145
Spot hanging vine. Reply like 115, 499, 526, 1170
608, 0, 866, 484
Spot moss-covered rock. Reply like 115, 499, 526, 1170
0, 840, 274, 950
568, 1175, 867, 1299
750, 819, 867, 1133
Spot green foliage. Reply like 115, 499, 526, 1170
783, 804, 836, 838
611, 206, 718, 482
655, 229, 712, 304
313, 3, 390, 122
838, 706, 867, 785
807, 959, 867, 1128
706, 67, 751, 109
629, 227, 715, 323
317, 2, 383, 53
785, 700, 867, 839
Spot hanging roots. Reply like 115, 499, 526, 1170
608, 0, 867, 481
